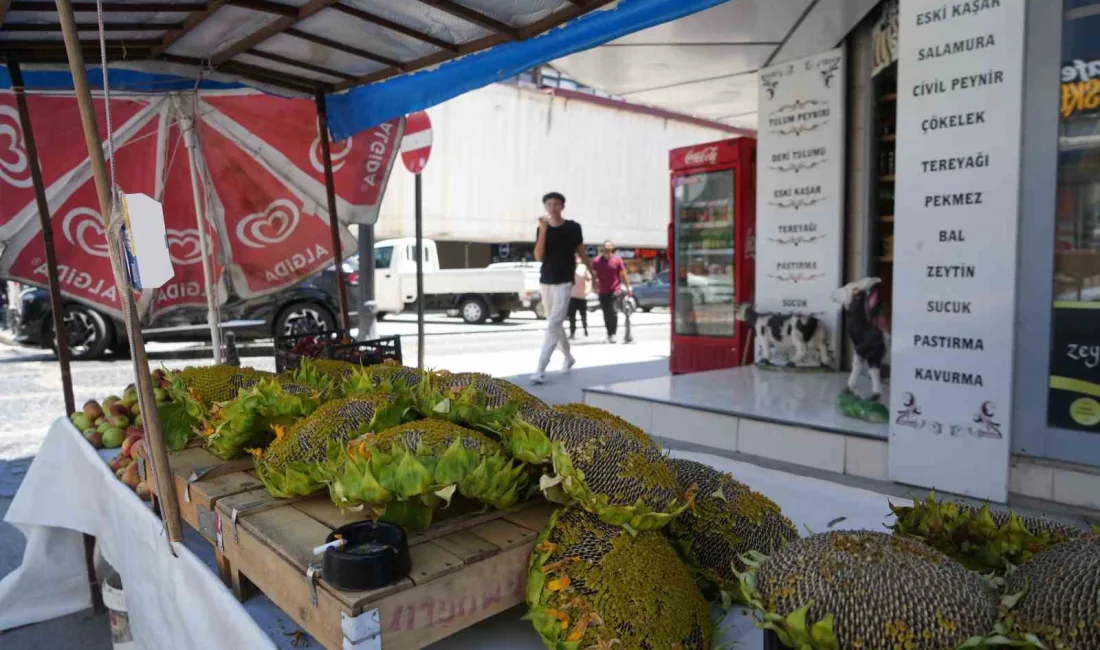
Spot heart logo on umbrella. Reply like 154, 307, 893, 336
310, 129, 352, 174
236, 198, 300, 249
0, 106, 33, 189
62, 207, 110, 258
166, 228, 203, 265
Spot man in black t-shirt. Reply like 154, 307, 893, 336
531, 191, 597, 383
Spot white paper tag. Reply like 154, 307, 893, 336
122, 193, 174, 289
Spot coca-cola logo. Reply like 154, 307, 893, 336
310, 128, 353, 174
0, 105, 33, 189
683, 146, 718, 166
236, 198, 299, 249
62, 207, 110, 258
166, 228, 203, 265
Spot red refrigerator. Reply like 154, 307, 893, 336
668, 137, 756, 375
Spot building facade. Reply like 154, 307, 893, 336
819, 0, 1100, 504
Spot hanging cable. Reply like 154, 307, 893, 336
93, 0, 116, 194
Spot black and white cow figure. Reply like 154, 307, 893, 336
832, 277, 889, 401
736, 305, 831, 368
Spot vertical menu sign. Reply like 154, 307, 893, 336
755, 48, 846, 367
888, 0, 1025, 503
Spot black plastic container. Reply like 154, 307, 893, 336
328, 335, 403, 368
274, 329, 350, 372
274, 330, 402, 372
322, 520, 410, 591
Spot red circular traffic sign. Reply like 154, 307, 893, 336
401, 111, 432, 174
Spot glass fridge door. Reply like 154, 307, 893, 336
673, 169, 736, 337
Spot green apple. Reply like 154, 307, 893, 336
102, 427, 126, 449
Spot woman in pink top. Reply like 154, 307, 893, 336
568, 255, 590, 339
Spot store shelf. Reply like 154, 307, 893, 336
680, 220, 734, 230
879, 256, 894, 263
880, 134, 896, 142
683, 249, 734, 256
879, 175, 896, 183
880, 215, 894, 222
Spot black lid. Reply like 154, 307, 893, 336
322, 520, 411, 592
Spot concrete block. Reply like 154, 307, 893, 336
1052, 468, 1100, 511
650, 403, 737, 452
844, 437, 889, 481
583, 393, 653, 434
1009, 460, 1055, 501
737, 419, 846, 474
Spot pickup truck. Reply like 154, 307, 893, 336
487, 261, 545, 319
373, 238, 526, 324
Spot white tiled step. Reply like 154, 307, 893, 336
586, 391, 1100, 513
585, 391, 890, 482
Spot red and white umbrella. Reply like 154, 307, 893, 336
0, 88, 404, 324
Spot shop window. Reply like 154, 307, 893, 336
868, 1, 899, 334
1047, 0, 1100, 433
375, 246, 393, 270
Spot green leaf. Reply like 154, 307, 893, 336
391, 450, 433, 499
810, 614, 839, 650
1001, 585, 1027, 610
435, 437, 474, 485
156, 400, 195, 451
783, 604, 812, 646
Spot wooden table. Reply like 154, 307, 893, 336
145, 447, 555, 650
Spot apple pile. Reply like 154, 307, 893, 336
68, 368, 172, 501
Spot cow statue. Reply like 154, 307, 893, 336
736, 305, 831, 368
832, 277, 889, 401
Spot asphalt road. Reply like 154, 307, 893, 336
0, 309, 671, 465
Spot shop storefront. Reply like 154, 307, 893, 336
587, 0, 1100, 511
491, 242, 667, 278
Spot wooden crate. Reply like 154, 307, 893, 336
148, 447, 555, 650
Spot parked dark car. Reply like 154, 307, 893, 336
631, 270, 671, 312
11, 262, 356, 360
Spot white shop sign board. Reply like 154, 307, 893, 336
755, 48, 846, 367
888, 0, 1026, 503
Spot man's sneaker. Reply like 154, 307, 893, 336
530, 372, 546, 385
563, 356, 576, 373
606, 336, 616, 344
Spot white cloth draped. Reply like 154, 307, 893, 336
0, 417, 274, 650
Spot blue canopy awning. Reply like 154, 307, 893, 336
326, 0, 729, 140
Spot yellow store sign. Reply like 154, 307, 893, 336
1061, 58, 1100, 119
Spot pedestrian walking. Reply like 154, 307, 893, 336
592, 241, 632, 343
568, 254, 590, 339
531, 192, 597, 384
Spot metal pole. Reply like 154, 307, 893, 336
358, 224, 376, 340
53, 0, 183, 544
8, 60, 76, 416
8, 58, 98, 612
179, 107, 222, 363
415, 172, 425, 369
315, 91, 349, 332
